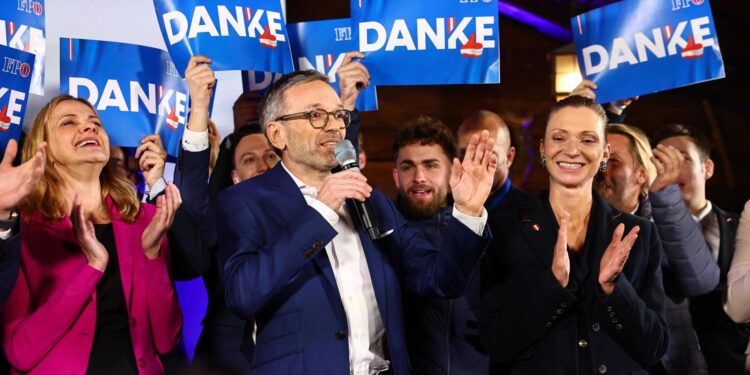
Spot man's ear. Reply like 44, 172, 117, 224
507, 146, 516, 167
392, 167, 400, 190
266, 121, 287, 153
231, 169, 241, 185
704, 158, 714, 181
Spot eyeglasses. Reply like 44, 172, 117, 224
274, 109, 351, 129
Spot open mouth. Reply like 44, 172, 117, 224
75, 139, 100, 148
409, 188, 433, 200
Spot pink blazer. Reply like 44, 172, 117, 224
1, 198, 183, 375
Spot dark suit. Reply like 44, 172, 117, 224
217, 164, 491, 375
480, 192, 668, 374
0, 231, 20, 307
690, 205, 749, 374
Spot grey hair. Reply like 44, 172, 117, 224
259, 70, 330, 155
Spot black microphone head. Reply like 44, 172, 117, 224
334, 140, 358, 169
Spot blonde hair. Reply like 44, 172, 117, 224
606, 123, 657, 195
21, 94, 140, 223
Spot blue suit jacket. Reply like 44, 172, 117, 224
217, 164, 491, 375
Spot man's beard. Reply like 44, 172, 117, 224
398, 191, 443, 220
595, 177, 629, 212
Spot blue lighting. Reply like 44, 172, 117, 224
499, 2, 572, 41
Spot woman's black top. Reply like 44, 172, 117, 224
86, 223, 138, 375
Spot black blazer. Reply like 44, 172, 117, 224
689, 205, 749, 374
480, 191, 668, 375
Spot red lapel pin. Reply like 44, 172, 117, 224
532, 224, 541, 231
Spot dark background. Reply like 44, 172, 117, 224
286, 0, 750, 214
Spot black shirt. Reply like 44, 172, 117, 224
86, 223, 138, 375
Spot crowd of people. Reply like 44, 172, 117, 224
0, 51, 747, 375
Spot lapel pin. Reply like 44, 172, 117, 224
727, 217, 734, 223
532, 224, 541, 232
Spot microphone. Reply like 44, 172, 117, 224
334, 140, 386, 240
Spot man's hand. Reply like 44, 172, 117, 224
185, 55, 215, 132
569, 80, 597, 100
142, 183, 181, 259
0, 139, 45, 218
568, 80, 637, 115
599, 224, 640, 295
135, 135, 167, 190
316, 170, 372, 212
551, 211, 571, 288
71, 193, 109, 271
649, 144, 683, 193
450, 130, 497, 217
337, 51, 370, 111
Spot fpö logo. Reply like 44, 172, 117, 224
2, 56, 30, 77
17, 0, 43, 16
672, 0, 704, 11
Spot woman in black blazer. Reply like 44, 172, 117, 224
479, 96, 668, 374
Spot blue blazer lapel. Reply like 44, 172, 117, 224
264, 164, 347, 324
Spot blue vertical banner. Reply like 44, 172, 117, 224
0, 0, 46, 95
571, 0, 725, 103
153, 0, 294, 77
60, 38, 200, 157
0, 45, 34, 155
350, 0, 500, 86
288, 19, 378, 111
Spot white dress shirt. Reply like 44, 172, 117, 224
280, 162, 487, 375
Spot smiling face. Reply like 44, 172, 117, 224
393, 143, 452, 219
47, 99, 110, 169
231, 133, 280, 183
595, 133, 646, 212
541, 106, 609, 191
267, 80, 346, 173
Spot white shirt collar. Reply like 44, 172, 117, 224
694, 200, 714, 222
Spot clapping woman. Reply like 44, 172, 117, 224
1, 95, 183, 374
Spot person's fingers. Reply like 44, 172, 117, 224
622, 225, 641, 250
340, 51, 365, 66
185, 55, 211, 75
463, 133, 480, 164
480, 137, 496, 168
610, 223, 625, 246
650, 154, 665, 177
2, 139, 17, 167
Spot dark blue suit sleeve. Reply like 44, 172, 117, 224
649, 184, 719, 297
593, 221, 669, 368
218, 189, 338, 319
160, 148, 212, 280
0, 234, 21, 306
377, 196, 491, 298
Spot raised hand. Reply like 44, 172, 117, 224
135, 135, 167, 189
450, 130, 497, 217
337, 51, 371, 111
569, 79, 597, 100
316, 170, 372, 212
649, 144, 683, 193
0, 139, 45, 217
551, 211, 571, 288
142, 183, 182, 259
599, 223, 640, 295
185, 55, 215, 132
71, 193, 108, 271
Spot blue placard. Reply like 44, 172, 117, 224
288, 19, 378, 111
571, 0, 724, 103
0, 0, 46, 95
59, 38, 199, 157
153, 0, 294, 77
0, 44, 34, 155
350, 0, 500, 86
241, 70, 282, 94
